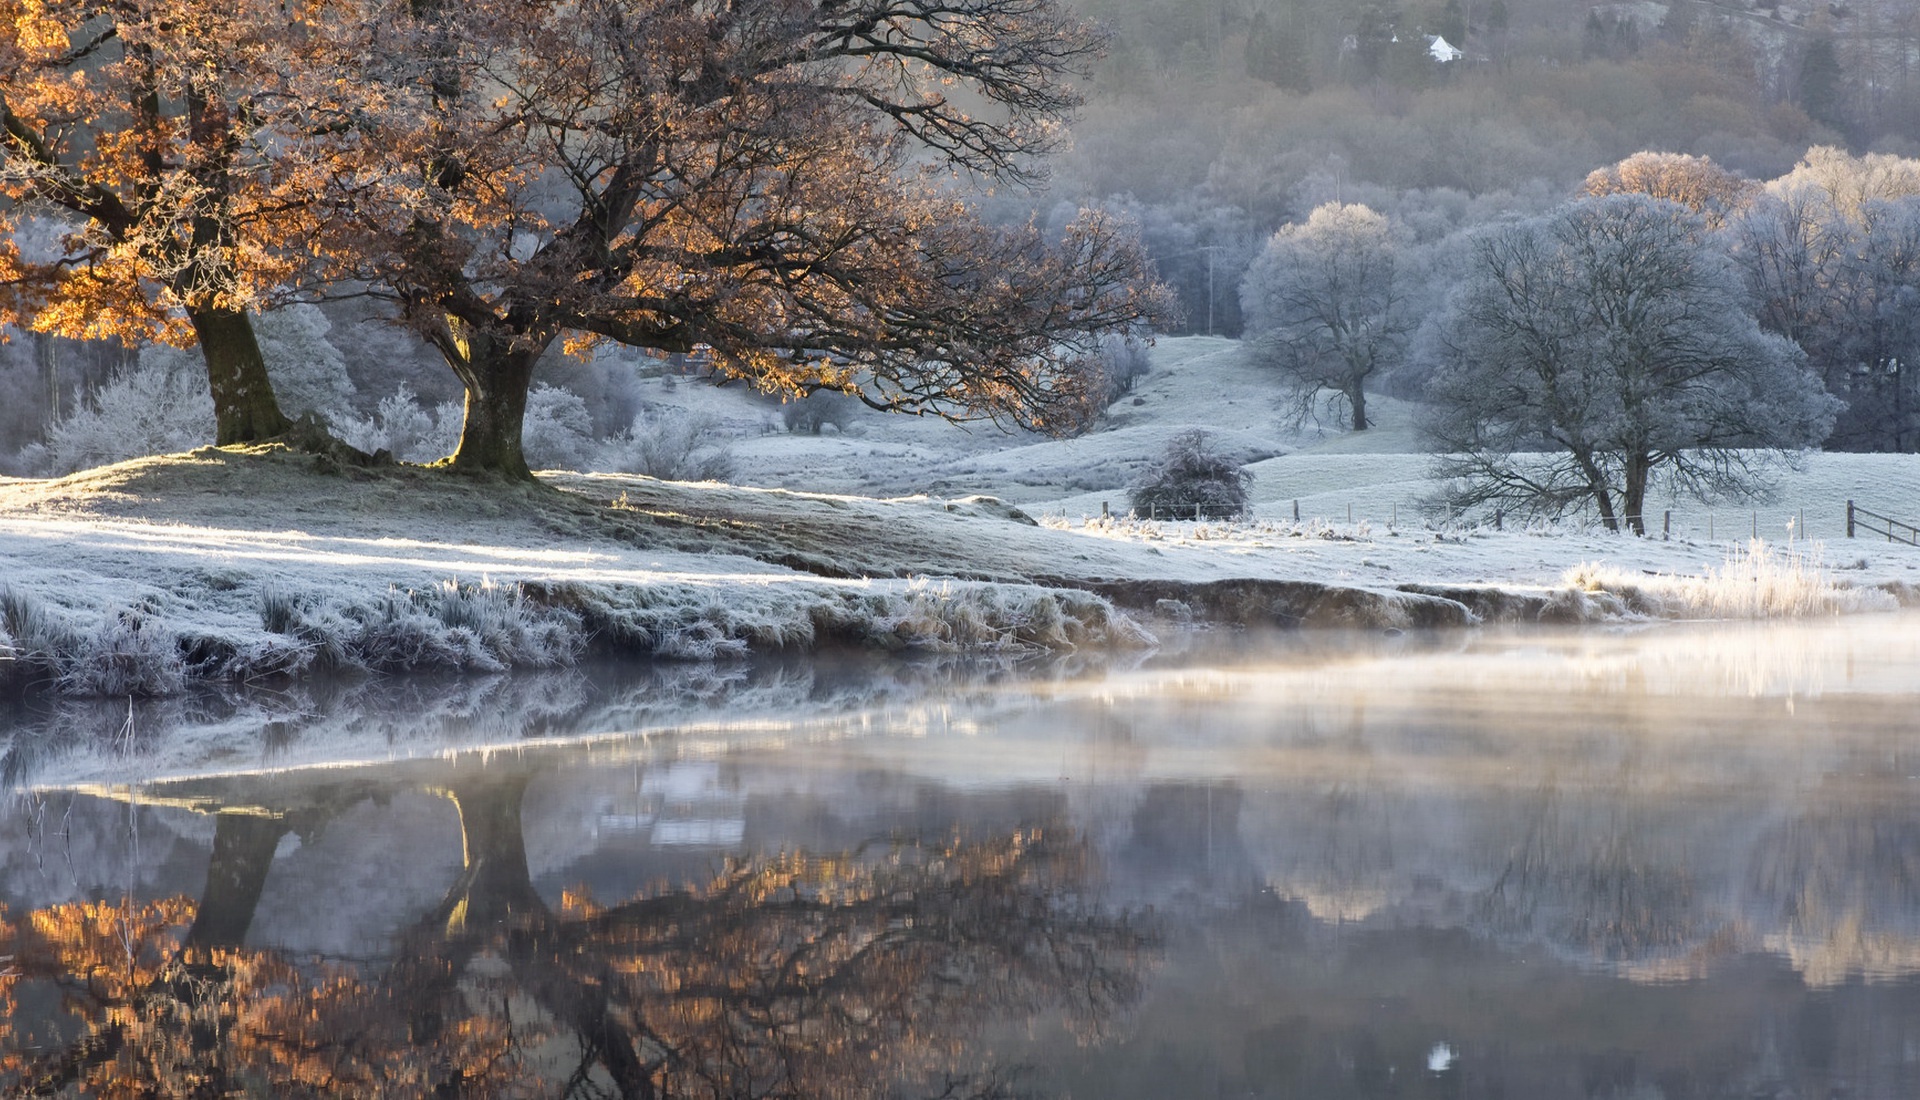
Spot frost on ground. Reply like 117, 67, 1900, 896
0, 448, 1171, 698
4, 334, 1920, 699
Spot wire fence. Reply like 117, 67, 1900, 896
1094, 497, 1920, 546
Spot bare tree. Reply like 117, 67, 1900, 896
1240, 203, 1409, 431
1422, 194, 1836, 535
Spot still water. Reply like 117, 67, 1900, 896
5, 614, 1920, 1097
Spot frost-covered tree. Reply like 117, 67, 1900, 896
1423, 194, 1836, 535
1241, 203, 1409, 431
334, 385, 463, 463
253, 305, 356, 423
318, 0, 1169, 479
1727, 148, 1920, 451
0, 0, 331, 444
1581, 151, 1754, 227
1128, 430, 1252, 519
520, 385, 596, 471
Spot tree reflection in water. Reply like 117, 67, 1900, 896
0, 772, 1156, 1098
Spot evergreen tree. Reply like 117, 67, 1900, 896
1246, 6, 1312, 92
1801, 36, 1844, 129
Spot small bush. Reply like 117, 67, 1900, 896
1127, 430, 1253, 520
781, 390, 862, 435
522, 384, 597, 470
335, 384, 463, 462
41, 350, 214, 474
605, 409, 736, 481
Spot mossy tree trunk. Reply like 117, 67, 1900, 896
189, 306, 292, 445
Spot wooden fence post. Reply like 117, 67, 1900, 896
1663, 510, 1670, 540
1847, 500, 1855, 539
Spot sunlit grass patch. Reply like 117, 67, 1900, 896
1564, 539, 1897, 621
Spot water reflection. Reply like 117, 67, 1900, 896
1, 760, 1153, 1097
6, 613, 1920, 1096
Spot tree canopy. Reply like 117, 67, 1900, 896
0, 0, 319, 443
308, 0, 1170, 477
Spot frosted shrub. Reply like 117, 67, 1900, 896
522, 384, 596, 470
335, 385, 462, 462
256, 304, 357, 421
781, 391, 862, 434
1128, 430, 1252, 520
604, 409, 736, 482
42, 348, 214, 473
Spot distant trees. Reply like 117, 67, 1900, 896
1581, 152, 1754, 227
1423, 195, 1835, 535
1726, 147, 1920, 451
1241, 203, 1410, 431
1245, 8, 1312, 93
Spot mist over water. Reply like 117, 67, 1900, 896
5, 614, 1920, 1096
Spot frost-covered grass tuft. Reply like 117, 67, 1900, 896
1, 587, 80, 664
882, 580, 1156, 653
1563, 539, 1896, 621
60, 608, 186, 697
1, 590, 184, 696
539, 576, 1153, 661
0, 587, 82, 690
253, 580, 586, 676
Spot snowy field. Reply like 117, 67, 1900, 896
1, 336, 1918, 699
704, 335, 1920, 594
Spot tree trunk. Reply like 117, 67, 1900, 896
183, 811, 291, 952
1622, 451, 1650, 537
35, 332, 59, 427
1574, 450, 1620, 533
437, 772, 548, 934
189, 306, 291, 445
1348, 384, 1368, 431
443, 331, 545, 480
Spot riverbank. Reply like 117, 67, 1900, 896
0, 446, 1914, 698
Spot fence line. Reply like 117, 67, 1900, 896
1847, 500, 1920, 546
1094, 499, 1908, 544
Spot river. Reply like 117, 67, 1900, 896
4, 614, 1920, 1097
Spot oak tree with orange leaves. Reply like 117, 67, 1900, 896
0, 0, 332, 445
321, 0, 1171, 477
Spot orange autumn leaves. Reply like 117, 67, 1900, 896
0, 0, 328, 345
